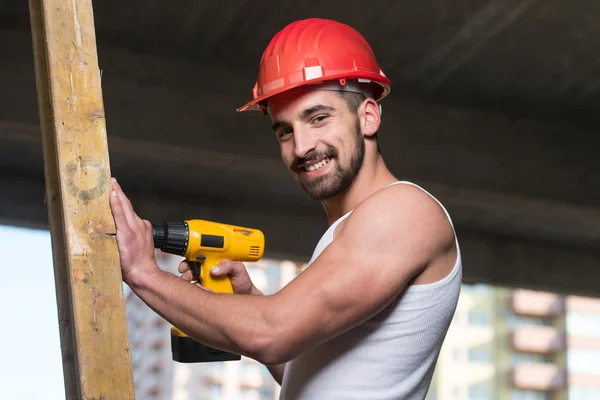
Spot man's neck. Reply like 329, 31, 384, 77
322, 156, 397, 225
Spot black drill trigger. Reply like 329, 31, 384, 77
190, 255, 206, 280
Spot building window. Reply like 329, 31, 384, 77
240, 387, 260, 400
462, 283, 490, 295
468, 311, 490, 326
567, 312, 600, 336
510, 315, 553, 328
211, 384, 222, 398
468, 345, 490, 362
570, 386, 600, 400
468, 383, 489, 399
260, 387, 275, 399
567, 349, 600, 373
510, 389, 550, 400
512, 352, 553, 364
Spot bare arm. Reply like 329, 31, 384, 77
110, 180, 455, 366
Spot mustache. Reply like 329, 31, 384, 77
291, 147, 338, 170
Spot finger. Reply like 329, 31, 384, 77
178, 260, 190, 274
110, 178, 138, 227
180, 271, 194, 281
109, 186, 130, 232
212, 260, 245, 277
210, 259, 234, 276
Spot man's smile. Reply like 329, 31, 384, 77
298, 157, 333, 172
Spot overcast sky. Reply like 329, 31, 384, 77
0, 225, 64, 400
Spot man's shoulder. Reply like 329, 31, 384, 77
341, 182, 454, 249
354, 182, 448, 223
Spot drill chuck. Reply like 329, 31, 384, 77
152, 222, 189, 256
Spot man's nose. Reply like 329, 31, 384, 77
293, 129, 317, 159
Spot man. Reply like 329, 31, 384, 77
110, 18, 462, 399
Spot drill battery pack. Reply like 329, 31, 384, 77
171, 328, 241, 363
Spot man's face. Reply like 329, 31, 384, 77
268, 89, 365, 201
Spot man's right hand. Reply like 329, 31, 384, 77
178, 259, 263, 295
178, 258, 285, 384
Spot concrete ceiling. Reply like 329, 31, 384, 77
1, 0, 599, 296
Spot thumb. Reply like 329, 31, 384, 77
210, 263, 230, 277
210, 260, 245, 277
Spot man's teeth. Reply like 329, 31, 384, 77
305, 158, 330, 172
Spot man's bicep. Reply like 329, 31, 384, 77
313, 203, 431, 324
271, 235, 408, 360
275, 188, 439, 354
304, 232, 415, 329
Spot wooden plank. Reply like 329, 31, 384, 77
28, 0, 135, 398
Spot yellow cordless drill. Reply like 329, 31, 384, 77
152, 219, 265, 363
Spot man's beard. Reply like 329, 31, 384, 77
293, 120, 365, 201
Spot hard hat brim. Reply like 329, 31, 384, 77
236, 72, 391, 114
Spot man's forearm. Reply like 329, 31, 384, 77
127, 265, 279, 362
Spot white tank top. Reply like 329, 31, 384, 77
279, 181, 462, 400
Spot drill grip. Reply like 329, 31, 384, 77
191, 256, 234, 294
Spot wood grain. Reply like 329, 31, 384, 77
28, 0, 135, 398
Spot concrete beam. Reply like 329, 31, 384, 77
2, 29, 599, 208
2, 121, 599, 251
459, 231, 600, 299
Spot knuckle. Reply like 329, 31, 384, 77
219, 260, 231, 270
234, 262, 246, 273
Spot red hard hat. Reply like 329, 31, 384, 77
237, 18, 391, 114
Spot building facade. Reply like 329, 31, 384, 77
427, 285, 600, 400
124, 251, 179, 400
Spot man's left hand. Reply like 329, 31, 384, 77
109, 177, 159, 285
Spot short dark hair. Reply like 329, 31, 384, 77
335, 91, 381, 154
336, 90, 367, 113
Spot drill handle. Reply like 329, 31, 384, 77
190, 255, 234, 294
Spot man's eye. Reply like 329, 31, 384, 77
278, 128, 292, 138
312, 115, 328, 124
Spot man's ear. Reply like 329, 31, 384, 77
359, 98, 381, 137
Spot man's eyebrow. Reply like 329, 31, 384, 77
300, 104, 335, 119
271, 104, 335, 133
272, 120, 290, 133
